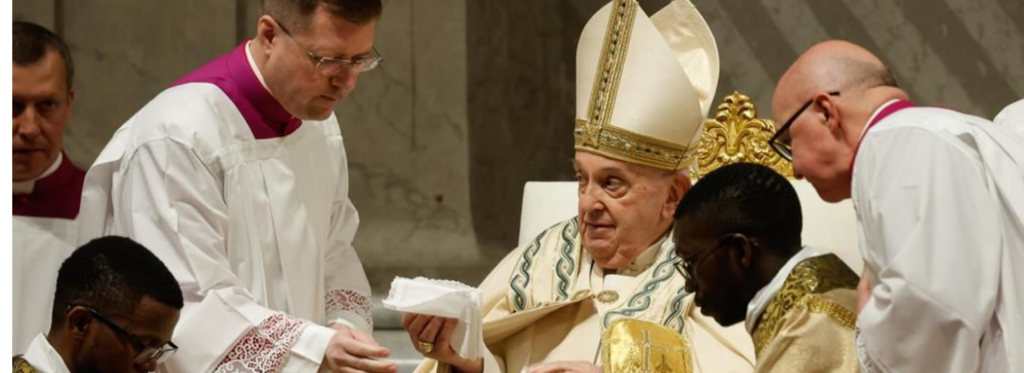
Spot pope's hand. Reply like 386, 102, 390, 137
401, 313, 483, 373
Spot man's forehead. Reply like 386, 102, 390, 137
772, 74, 806, 121
674, 217, 718, 247
573, 150, 659, 176
14, 52, 68, 91
124, 297, 180, 341
303, 9, 376, 56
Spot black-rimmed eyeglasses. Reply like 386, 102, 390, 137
770, 92, 839, 161
71, 305, 179, 365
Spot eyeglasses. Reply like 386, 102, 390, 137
769, 91, 840, 162
276, 21, 382, 76
674, 233, 758, 287
71, 306, 179, 365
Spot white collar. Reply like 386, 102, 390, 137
744, 246, 824, 333
245, 40, 271, 91
616, 233, 669, 276
13, 152, 62, 195
21, 333, 72, 373
597, 232, 671, 293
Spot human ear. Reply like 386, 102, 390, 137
814, 93, 842, 137
255, 16, 279, 53
67, 307, 92, 340
663, 171, 693, 220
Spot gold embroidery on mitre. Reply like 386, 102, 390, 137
690, 91, 794, 180
573, 119, 700, 170
581, 0, 638, 148
602, 319, 693, 373
751, 254, 859, 356
575, 120, 698, 170
573, 0, 700, 170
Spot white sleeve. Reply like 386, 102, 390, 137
322, 142, 373, 333
111, 138, 333, 373
854, 127, 1001, 373
994, 98, 1024, 138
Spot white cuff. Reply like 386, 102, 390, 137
326, 311, 372, 334
281, 323, 336, 373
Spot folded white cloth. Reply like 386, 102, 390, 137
382, 277, 484, 360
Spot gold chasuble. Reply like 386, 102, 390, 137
13, 356, 38, 373
603, 319, 695, 373
418, 0, 755, 372
750, 254, 860, 373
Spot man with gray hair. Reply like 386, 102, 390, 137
402, 1, 754, 372
79, 1, 394, 372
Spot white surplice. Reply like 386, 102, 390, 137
13, 217, 76, 355
995, 98, 1024, 137
78, 42, 372, 373
852, 101, 1024, 373
13, 153, 84, 355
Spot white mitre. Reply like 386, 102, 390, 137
574, 0, 719, 170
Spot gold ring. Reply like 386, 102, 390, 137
417, 341, 435, 354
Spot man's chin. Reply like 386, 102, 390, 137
592, 257, 628, 270
812, 182, 850, 203
711, 309, 747, 326
594, 254, 639, 271
295, 102, 337, 122
714, 314, 744, 327
12, 164, 44, 182
582, 238, 610, 253
305, 109, 334, 121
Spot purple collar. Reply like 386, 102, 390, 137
13, 151, 85, 220
172, 41, 301, 139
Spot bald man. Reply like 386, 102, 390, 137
769, 40, 1024, 373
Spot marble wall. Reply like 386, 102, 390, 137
14, 0, 1024, 294
335, 0, 501, 290
698, 0, 1024, 122
11, 0, 55, 31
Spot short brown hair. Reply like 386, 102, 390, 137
262, 0, 382, 31
13, 21, 74, 90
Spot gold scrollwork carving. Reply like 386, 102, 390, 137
690, 91, 794, 180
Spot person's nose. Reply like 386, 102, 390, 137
136, 360, 157, 373
14, 106, 42, 140
578, 183, 605, 216
684, 277, 697, 294
330, 68, 359, 93
792, 167, 804, 180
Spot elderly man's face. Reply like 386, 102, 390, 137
771, 93, 852, 202
574, 151, 684, 270
12, 48, 73, 182
263, 5, 377, 121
